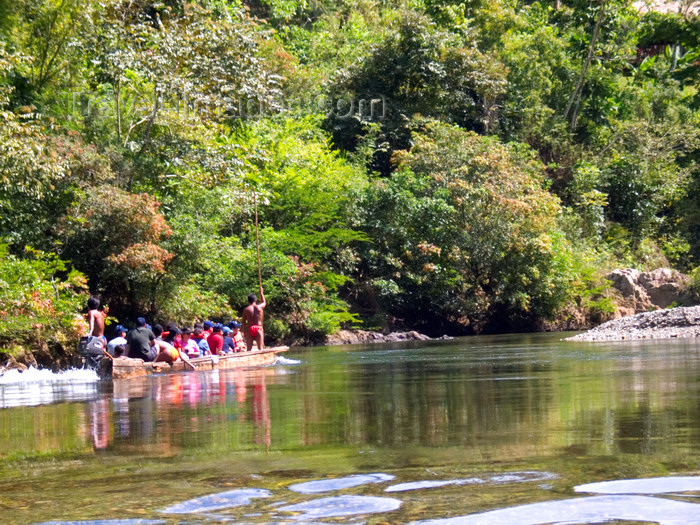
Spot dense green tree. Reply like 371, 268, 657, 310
355, 121, 574, 333
57, 186, 175, 316
326, 9, 506, 175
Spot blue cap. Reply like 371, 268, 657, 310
115, 325, 127, 333
222, 326, 231, 335
203, 320, 214, 328
229, 320, 241, 329
136, 317, 146, 327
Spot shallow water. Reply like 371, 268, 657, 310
3, 333, 700, 524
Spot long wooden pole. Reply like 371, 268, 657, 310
254, 190, 262, 290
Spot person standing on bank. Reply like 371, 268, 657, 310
242, 286, 266, 351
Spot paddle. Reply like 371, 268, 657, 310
182, 357, 196, 371
175, 346, 196, 371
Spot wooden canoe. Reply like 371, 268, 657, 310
100, 347, 289, 380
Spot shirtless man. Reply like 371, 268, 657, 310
150, 332, 191, 366
242, 286, 266, 351
87, 296, 106, 350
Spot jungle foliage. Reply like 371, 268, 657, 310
0, 0, 697, 351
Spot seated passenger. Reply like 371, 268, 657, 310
207, 323, 224, 355
151, 334, 186, 364
113, 344, 143, 363
107, 325, 128, 356
164, 323, 181, 348
193, 323, 210, 356
179, 327, 200, 358
229, 321, 245, 352
222, 326, 235, 354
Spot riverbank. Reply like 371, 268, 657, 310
567, 305, 700, 342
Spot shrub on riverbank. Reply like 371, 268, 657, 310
0, 246, 87, 362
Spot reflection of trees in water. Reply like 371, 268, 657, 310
294, 360, 557, 448
6, 343, 700, 459
288, 350, 700, 455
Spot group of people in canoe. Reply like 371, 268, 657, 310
81, 287, 267, 366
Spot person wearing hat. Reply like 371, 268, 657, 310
107, 324, 128, 357
207, 323, 224, 355
126, 317, 155, 361
179, 327, 200, 358
222, 326, 235, 354
228, 321, 245, 352
203, 320, 214, 337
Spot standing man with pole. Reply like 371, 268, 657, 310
242, 287, 266, 351
242, 188, 266, 352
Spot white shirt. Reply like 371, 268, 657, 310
107, 336, 127, 356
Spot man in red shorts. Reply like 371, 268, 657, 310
242, 286, 266, 351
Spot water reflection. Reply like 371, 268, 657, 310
576, 475, 700, 495
0, 367, 282, 456
36, 521, 164, 525
89, 398, 110, 450
385, 471, 557, 493
277, 495, 402, 520
289, 473, 395, 493
98, 368, 278, 452
288, 338, 700, 456
411, 495, 700, 524
5, 337, 700, 461
160, 488, 271, 514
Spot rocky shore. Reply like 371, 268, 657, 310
324, 330, 433, 345
567, 305, 700, 342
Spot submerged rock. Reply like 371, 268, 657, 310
325, 330, 432, 346
567, 305, 700, 342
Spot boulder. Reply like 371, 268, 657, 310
638, 268, 690, 308
607, 268, 692, 314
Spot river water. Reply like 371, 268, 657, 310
2, 333, 700, 524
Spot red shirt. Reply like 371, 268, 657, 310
207, 333, 223, 355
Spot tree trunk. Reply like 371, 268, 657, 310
564, 0, 607, 131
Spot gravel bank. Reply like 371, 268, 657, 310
567, 305, 700, 342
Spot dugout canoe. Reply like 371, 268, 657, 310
100, 346, 289, 380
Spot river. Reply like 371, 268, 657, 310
1, 333, 700, 524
